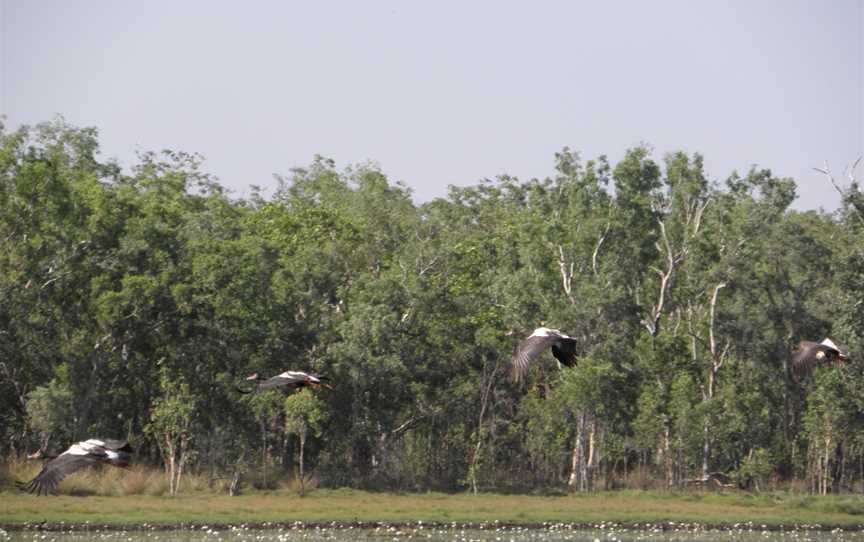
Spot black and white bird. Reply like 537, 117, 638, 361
238, 370, 332, 394
510, 327, 578, 382
18, 439, 133, 496
790, 338, 849, 381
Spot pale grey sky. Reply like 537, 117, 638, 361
1, 1, 862, 210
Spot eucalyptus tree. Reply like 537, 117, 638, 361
24, 367, 74, 452
801, 361, 860, 494
6, 114, 864, 493
802, 161, 864, 493
257, 158, 434, 487
613, 149, 715, 487
83, 150, 229, 454
146, 368, 198, 495
284, 389, 329, 496
0, 119, 122, 454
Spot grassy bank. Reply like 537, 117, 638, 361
4, 461, 864, 527
2, 489, 864, 527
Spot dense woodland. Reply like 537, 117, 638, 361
2, 119, 864, 495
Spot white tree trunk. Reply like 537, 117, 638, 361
299, 432, 306, 497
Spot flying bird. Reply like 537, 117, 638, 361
790, 338, 849, 381
17, 439, 133, 496
510, 327, 578, 382
238, 370, 332, 394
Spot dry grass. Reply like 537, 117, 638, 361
5, 460, 203, 497
3, 460, 319, 498
4, 461, 864, 527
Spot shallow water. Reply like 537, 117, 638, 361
3, 526, 864, 542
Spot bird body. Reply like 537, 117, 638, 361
790, 338, 849, 381
510, 327, 578, 382
18, 438, 133, 496
240, 370, 331, 393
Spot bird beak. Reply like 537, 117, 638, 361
316, 375, 333, 389
245, 373, 258, 381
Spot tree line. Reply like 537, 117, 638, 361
2, 118, 864, 494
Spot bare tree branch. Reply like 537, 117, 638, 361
815, 157, 864, 220
592, 221, 611, 276
814, 161, 846, 198
708, 282, 727, 360
557, 245, 575, 304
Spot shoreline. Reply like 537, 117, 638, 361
4, 490, 863, 531
2, 520, 863, 533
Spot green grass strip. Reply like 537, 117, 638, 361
2, 489, 864, 527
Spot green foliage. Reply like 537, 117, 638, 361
284, 389, 329, 440
738, 448, 774, 489
146, 370, 197, 443
4, 117, 864, 495
25, 365, 75, 445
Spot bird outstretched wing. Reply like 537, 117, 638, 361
255, 372, 309, 391
511, 335, 559, 382
17, 453, 98, 496
790, 340, 841, 381
255, 371, 331, 391
238, 370, 332, 394
17, 439, 133, 496
551, 338, 578, 368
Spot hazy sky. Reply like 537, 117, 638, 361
1, 1, 862, 210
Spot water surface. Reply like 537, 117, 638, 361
3, 525, 864, 542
